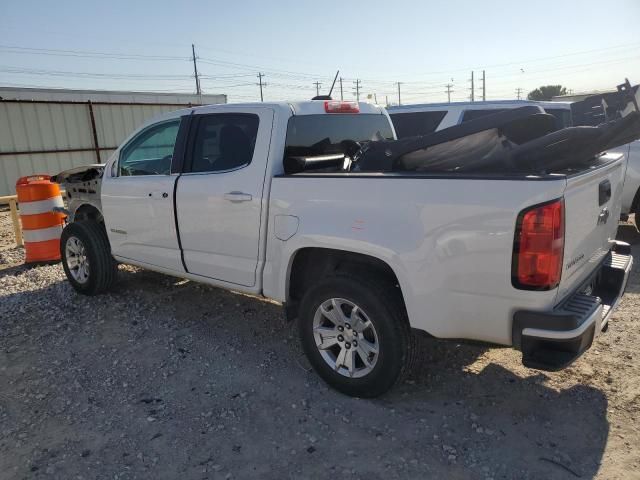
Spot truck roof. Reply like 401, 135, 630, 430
190, 100, 387, 116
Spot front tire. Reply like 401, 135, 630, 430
298, 273, 411, 397
60, 221, 117, 295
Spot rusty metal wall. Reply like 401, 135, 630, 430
0, 91, 226, 196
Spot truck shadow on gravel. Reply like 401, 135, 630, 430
0, 261, 613, 479
109, 267, 611, 479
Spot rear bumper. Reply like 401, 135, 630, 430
512, 241, 633, 371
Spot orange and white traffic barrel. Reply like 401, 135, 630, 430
15, 175, 66, 264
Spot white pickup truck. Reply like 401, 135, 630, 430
55, 97, 637, 397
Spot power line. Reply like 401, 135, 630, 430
0, 44, 188, 61
3, 41, 638, 89
0, 65, 193, 79
362, 41, 640, 81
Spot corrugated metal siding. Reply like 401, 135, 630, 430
0, 102, 96, 195
0, 91, 226, 196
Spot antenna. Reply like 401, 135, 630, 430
312, 70, 340, 100
327, 70, 340, 98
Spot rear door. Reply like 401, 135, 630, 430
557, 152, 627, 300
101, 117, 186, 272
175, 108, 274, 287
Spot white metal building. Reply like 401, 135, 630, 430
0, 87, 226, 197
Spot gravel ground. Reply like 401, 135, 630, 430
1, 208, 639, 480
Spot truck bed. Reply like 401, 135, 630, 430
267, 152, 626, 346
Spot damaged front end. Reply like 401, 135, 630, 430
52, 164, 105, 222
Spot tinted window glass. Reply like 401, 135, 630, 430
461, 109, 507, 122
390, 111, 447, 139
190, 114, 259, 173
285, 114, 394, 157
544, 108, 572, 129
119, 120, 180, 176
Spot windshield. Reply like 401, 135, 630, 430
284, 114, 395, 158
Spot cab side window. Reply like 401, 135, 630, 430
190, 114, 259, 173
119, 120, 181, 176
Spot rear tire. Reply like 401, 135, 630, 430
298, 273, 411, 397
60, 221, 117, 295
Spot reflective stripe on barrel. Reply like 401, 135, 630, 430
18, 196, 64, 216
16, 175, 66, 264
22, 225, 64, 243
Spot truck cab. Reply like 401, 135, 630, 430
96, 101, 394, 292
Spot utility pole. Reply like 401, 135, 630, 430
396, 82, 402, 106
515, 87, 523, 100
374, 93, 378, 104
339, 77, 343, 100
481, 70, 486, 102
445, 83, 453, 103
313, 81, 322, 97
469, 71, 474, 102
257, 72, 265, 102
353, 79, 361, 102
385, 95, 389, 107
191, 44, 201, 97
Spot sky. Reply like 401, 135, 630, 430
1, 0, 639, 104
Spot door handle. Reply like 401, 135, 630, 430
224, 191, 252, 203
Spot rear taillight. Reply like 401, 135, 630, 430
512, 199, 564, 290
324, 100, 360, 113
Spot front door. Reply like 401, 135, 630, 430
175, 109, 273, 287
101, 118, 184, 272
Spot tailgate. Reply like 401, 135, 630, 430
557, 152, 627, 301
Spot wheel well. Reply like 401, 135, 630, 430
286, 247, 404, 320
74, 204, 104, 225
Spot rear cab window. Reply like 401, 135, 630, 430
284, 114, 394, 158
